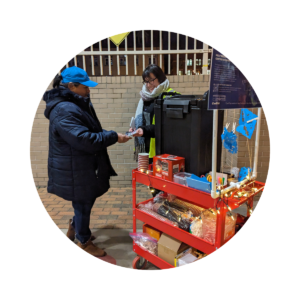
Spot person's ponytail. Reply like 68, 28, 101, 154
53, 74, 63, 88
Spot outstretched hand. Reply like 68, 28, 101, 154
117, 133, 131, 143
132, 128, 143, 137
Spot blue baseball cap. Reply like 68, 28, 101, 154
61, 66, 98, 87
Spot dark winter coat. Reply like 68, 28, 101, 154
43, 86, 118, 202
139, 89, 181, 142
139, 124, 155, 138
141, 100, 156, 153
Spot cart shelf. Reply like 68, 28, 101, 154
226, 181, 265, 207
133, 169, 264, 208
134, 169, 216, 209
132, 168, 265, 269
135, 198, 215, 254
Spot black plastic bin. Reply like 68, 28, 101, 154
154, 93, 224, 176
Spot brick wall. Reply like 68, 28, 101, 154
30, 75, 269, 187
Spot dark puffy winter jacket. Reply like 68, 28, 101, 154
139, 89, 181, 141
43, 86, 118, 202
139, 124, 155, 138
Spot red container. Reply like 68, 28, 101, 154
153, 154, 185, 181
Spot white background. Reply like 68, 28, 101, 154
1, 0, 299, 299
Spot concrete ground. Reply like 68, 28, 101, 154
60, 200, 258, 270
61, 228, 159, 270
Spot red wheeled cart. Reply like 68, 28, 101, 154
131, 168, 264, 269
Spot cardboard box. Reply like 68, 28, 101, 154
174, 247, 207, 267
143, 224, 162, 242
153, 154, 185, 181
177, 253, 198, 266
157, 233, 189, 266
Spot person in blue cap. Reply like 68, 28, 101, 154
43, 66, 130, 257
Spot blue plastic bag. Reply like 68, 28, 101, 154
238, 167, 252, 181
236, 108, 258, 139
221, 127, 238, 154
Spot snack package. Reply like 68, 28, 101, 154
138, 200, 154, 211
201, 210, 237, 244
167, 193, 177, 202
157, 204, 191, 231
163, 201, 193, 219
153, 191, 168, 203
190, 218, 203, 238
129, 233, 158, 255
137, 206, 179, 227
153, 200, 192, 217
164, 200, 189, 213
201, 210, 217, 243
165, 193, 205, 217
152, 202, 164, 213
171, 198, 205, 217
224, 212, 237, 240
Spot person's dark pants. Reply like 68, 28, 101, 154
71, 198, 97, 244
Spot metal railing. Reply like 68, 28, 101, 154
63, 31, 213, 76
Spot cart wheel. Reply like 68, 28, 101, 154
132, 256, 147, 269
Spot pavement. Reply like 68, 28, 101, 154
38, 185, 259, 270
61, 228, 159, 270
38, 184, 152, 229
39, 185, 158, 269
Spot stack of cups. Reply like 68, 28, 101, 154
138, 153, 149, 172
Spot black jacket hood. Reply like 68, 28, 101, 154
43, 86, 89, 119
